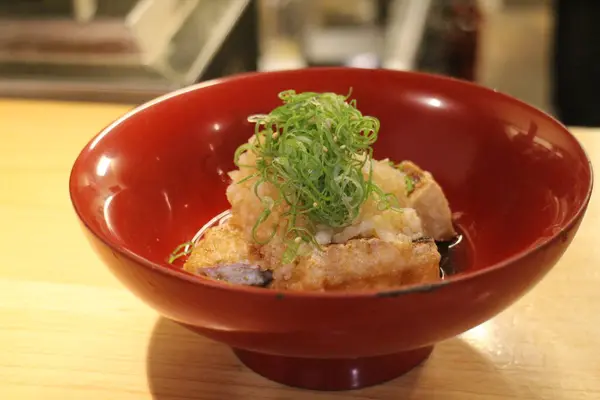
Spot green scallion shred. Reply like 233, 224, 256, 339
405, 175, 415, 195
168, 241, 194, 264
236, 89, 398, 263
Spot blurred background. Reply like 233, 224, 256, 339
1, 0, 590, 125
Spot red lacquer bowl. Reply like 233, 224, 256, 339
69, 68, 592, 391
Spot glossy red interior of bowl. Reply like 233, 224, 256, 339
69, 68, 592, 390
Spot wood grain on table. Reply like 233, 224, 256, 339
0, 99, 599, 400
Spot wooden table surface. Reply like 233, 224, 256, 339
1, 99, 599, 400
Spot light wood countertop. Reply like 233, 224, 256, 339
1, 99, 599, 399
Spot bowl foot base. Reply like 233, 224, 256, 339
233, 345, 434, 391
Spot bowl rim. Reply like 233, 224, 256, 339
69, 67, 594, 299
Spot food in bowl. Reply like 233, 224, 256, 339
170, 89, 462, 291
69, 67, 592, 391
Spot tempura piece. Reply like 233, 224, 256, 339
170, 89, 459, 292
398, 161, 456, 241
270, 237, 441, 291
184, 223, 271, 286
184, 223, 254, 270
321, 159, 455, 244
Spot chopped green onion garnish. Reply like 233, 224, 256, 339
236, 89, 397, 263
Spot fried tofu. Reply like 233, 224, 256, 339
184, 223, 254, 271
187, 153, 454, 291
398, 161, 456, 241
184, 224, 271, 286
270, 238, 441, 291
185, 223, 441, 291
